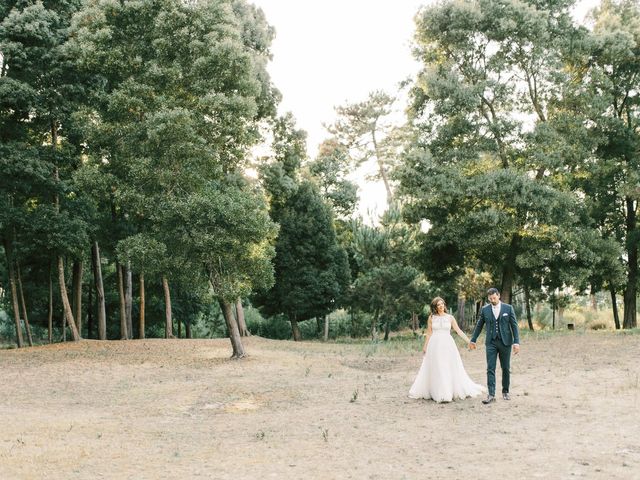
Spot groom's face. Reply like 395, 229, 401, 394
488, 293, 500, 305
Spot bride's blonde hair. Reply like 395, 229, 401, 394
430, 297, 448, 315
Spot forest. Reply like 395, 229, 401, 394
1, 0, 639, 356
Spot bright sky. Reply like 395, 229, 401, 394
250, 0, 425, 219
250, 0, 600, 219
251, 0, 425, 156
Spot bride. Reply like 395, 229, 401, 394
409, 297, 484, 402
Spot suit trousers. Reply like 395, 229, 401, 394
486, 336, 511, 396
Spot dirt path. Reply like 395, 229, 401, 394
1, 331, 638, 479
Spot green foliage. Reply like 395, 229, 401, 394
307, 138, 358, 218
0, 0, 283, 344
348, 207, 429, 332
396, 0, 616, 305
256, 181, 350, 324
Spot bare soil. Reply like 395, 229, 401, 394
1, 331, 639, 479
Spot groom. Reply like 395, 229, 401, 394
469, 288, 520, 404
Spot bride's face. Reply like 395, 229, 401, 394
436, 301, 445, 313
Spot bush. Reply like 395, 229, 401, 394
245, 310, 292, 340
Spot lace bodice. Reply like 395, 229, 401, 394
431, 314, 452, 333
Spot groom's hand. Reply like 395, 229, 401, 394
513, 344, 520, 355
468, 342, 476, 350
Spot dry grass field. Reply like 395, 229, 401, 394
1, 330, 639, 479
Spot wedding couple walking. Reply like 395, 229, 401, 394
409, 288, 520, 404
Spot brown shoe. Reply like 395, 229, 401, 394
482, 395, 495, 404
502, 392, 511, 400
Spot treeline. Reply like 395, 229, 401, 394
0, 0, 283, 356
395, 0, 639, 330
1, 0, 639, 355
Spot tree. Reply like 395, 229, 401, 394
329, 91, 399, 203
116, 234, 167, 339
1, 0, 88, 344
167, 180, 278, 357
568, 0, 640, 328
69, 0, 280, 348
255, 181, 350, 340
307, 138, 359, 219
349, 207, 427, 340
397, 0, 590, 305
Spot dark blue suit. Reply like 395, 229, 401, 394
470, 302, 520, 396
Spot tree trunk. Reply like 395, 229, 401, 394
72, 260, 83, 335
371, 129, 393, 202
290, 316, 302, 341
3, 236, 24, 348
457, 295, 466, 330
219, 299, 246, 358
323, 314, 329, 342
48, 260, 53, 343
185, 320, 192, 339
623, 198, 637, 329
162, 275, 174, 339
371, 309, 379, 340
235, 298, 249, 337
58, 256, 80, 341
125, 261, 133, 338
87, 280, 93, 339
500, 234, 521, 304
178, 316, 182, 339
139, 272, 145, 339
383, 318, 390, 341
16, 262, 33, 346
523, 284, 534, 331
589, 284, 598, 312
116, 262, 128, 339
350, 309, 357, 338
610, 286, 621, 330
91, 242, 107, 340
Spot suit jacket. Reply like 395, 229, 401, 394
470, 302, 520, 346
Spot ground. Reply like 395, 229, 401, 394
1, 330, 639, 479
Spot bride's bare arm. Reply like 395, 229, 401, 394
451, 316, 470, 344
422, 315, 433, 353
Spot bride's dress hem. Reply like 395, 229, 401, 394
407, 390, 484, 403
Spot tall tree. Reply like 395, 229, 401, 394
168, 180, 278, 357
330, 91, 399, 202
1, 0, 87, 344
571, 0, 640, 328
70, 0, 280, 346
256, 181, 350, 340
398, 0, 588, 304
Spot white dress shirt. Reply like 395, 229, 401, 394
492, 302, 501, 319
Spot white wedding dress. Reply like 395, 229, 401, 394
409, 314, 484, 402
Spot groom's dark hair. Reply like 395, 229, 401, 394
487, 287, 500, 296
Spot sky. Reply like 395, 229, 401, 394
250, 0, 600, 219
251, 0, 426, 156
251, 0, 426, 219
